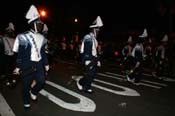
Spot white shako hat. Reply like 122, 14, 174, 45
6, 22, 15, 31
127, 36, 132, 43
89, 16, 103, 28
139, 28, 148, 38
25, 5, 40, 24
161, 34, 168, 42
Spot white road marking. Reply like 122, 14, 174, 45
163, 78, 175, 82
0, 93, 15, 116
105, 72, 125, 78
72, 76, 140, 96
106, 72, 167, 86
40, 81, 96, 112
93, 79, 140, 96
97, 73, 123, 81
139, 73, 175, 82
142, 73, 152, 77
104, 72, 167, 88
141, 80, 167, 87
139, 83, 161, 89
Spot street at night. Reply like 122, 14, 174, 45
0, 0, 175, 116
0, 58, 175, 116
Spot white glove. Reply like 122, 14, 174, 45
97, 61, 101, 67
13, 68, 20, 75
45, 65, 49, 72
85, 61, 91, 66
135, 62, 140, 68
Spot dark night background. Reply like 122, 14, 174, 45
0, 0, 175, 42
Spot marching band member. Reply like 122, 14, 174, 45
152, 34, 168, 79
126, 28, 147, 85
120, 36, 134, 75
13, 5, 49, 109
1, 22, 16, 86
76, 16, 103, 93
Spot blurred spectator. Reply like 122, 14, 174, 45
1, 22, 16, 86
152, 34, 169, 79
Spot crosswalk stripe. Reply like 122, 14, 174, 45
141, 80, 167, 87
142, 73, 152, 77
0, 93, 15, 116
139, 82, 161, 89
97, 73, 123, 81
142, 73, 175, 82
97, 72, 163, 89
105, 72, 168, 87
105, 72, 125, 78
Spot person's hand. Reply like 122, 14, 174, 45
130, 69, 133, 74
45, 65, 49, 72
85, 61, 91, 66
13, 68, 20, 75
97, 61, 101, 67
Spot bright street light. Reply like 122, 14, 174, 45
40, 10, 47, 18
74, 18, 78, 23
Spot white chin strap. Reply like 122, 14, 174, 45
93, 29, 97, 38
34, 23, 38, 33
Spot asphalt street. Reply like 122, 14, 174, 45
0, 59, 175, 116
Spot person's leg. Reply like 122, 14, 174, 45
31, 64, 45, 97
83, 65, 96, 92
4, 55, 11, 85
31, 72, 45, 96
134, 62, 143, 84
22, 74, 33, 106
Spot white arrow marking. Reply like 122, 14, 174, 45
0, 93, 15, 116
72, 76, 140, 96
93, 79, 140, 96
40, 81, 96, 112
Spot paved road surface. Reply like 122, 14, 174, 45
0, 59, 175, 116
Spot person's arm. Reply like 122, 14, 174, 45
41, 38, 49, 72
13, 34, 22, 74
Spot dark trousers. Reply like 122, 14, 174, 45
79, 64, 97, 91
154, 60, 165, 77
22, 62, 45, 105
0, 54, 4, 75
4, 55, 16, 82
129, 61, 143, 83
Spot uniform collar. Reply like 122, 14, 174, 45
90, 32, 95, 38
